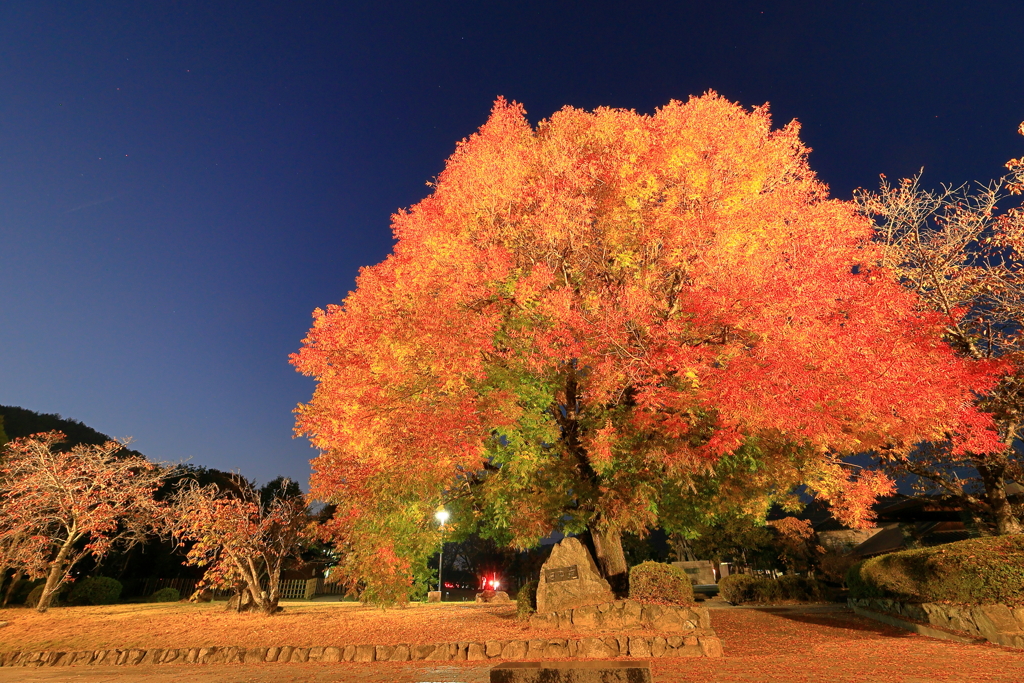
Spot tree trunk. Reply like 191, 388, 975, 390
238, 554, 277, 615
591, 525, 629, 596
669, 533, 696, 562
226, 586, 254, 612
978, 462, 1023, 535
263, 562, 282, 615
37, 536, 76, 613
2, 570, 23, 608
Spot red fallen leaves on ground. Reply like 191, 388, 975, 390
2, 603, 1024, 682
659, 607, 1024, 682
0, 601, 606, 652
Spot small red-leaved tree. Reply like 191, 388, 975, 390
169, 477, 310, 615
0, 431, 169, 612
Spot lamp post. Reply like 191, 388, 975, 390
435, 508, 449, 600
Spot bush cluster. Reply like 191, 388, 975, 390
818, 551, 859, 584
11, 580, 42, 605
718, 573, 824, 604
845, 535, 1024, 606
628, 561, 694, 604
718, 574, 759, 603
776, 575, 824, 601
25, 584, 54, 608
148, 587, 181, 603
66, 576, 123, 606
516, 579, 537, 619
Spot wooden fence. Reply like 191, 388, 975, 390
137, 577, 323, 600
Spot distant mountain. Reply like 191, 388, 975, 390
0, 405, 115, 445
0, 405, 148, 458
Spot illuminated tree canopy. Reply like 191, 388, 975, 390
292, 94, 1003, 599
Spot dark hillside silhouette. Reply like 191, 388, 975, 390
1, 405, 115, 445
0, 405, 146, 457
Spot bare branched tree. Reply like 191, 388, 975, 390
855, 128, 1024, 534
0, 431, 170, 611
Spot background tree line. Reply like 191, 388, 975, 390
0, 407, 325, 615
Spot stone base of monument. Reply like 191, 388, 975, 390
530, 599, 710, 633
490, 660, 652, 683
426, 591, 441, 603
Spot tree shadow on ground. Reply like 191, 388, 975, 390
751, 606, 917, 638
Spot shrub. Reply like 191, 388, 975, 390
409, 581, 430, 602
66, 576, 122, 606
777, 574, 824, 601
819, 551, 858, 585
25, 584, 62, 608
845, 560, 886, 599
846, 535, 1024, 606
751, 576, 785, 603
516, 579, 537, 619
149, 587, 181, 603
718, 574, 759, 603
629, 561, 694, 604
720, 573, 825, 604
10, 579, 41, 606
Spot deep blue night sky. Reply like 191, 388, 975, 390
2, 1, 1023, 489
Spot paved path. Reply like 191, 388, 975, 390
3, 606, 1022, 682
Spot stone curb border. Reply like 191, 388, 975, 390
0, 634, 723, 668
851, 606, 986, 645
848, 598, 1024, 648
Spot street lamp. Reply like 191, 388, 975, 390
435, 508, 449, 599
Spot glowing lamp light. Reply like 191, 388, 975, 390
434, 507, 449, 598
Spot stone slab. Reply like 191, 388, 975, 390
490, 660, 652, 683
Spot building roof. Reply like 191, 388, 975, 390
850, 520, 978, 558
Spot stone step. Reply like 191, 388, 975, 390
490, 660, 652, 683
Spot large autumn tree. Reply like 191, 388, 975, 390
292, 94, 1003, 599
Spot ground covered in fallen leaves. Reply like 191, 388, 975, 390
1, 603, 1023, 682
665, 606, 1024, 681
0, 600, 542, 651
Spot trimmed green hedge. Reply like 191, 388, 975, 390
148, 587, 181, 603
846, 535, 1024, 606
629, 562, 694, 604
719, 573, 825, 604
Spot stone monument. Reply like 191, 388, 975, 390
535, 537, 614, 614
671, 560, 717, 585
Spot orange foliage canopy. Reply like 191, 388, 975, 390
292, 94, 1003, 591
